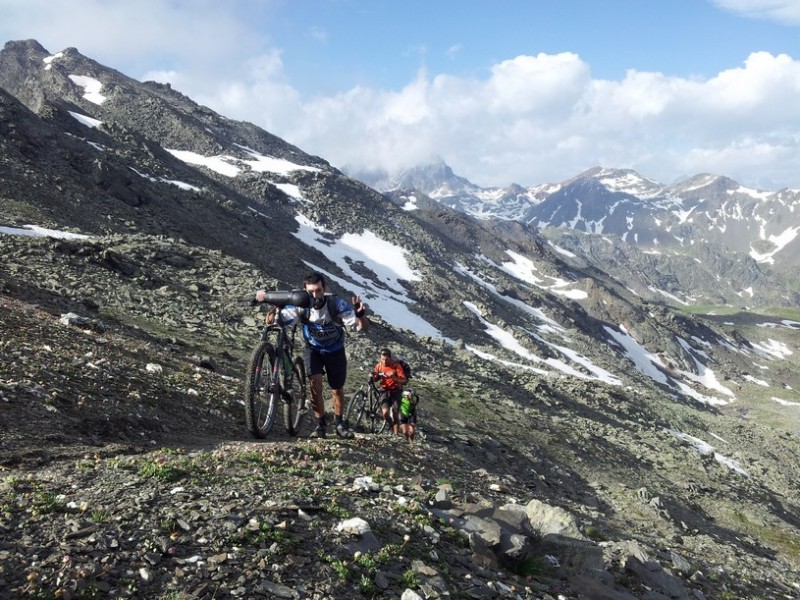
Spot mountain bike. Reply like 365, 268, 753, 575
346, 375, 397, 434
245, 290, 312, 438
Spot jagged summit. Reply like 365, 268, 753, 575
3, 38, 47, 52
565, 166, 666, 197
391, 160, 475, 195
353, 157, 800, 302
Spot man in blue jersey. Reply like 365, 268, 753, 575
256, 272, 368, 438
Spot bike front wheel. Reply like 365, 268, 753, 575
346, 389, 367, 432
244, 342, 279, 438
283, 356, 310, 436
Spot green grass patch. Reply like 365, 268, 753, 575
90, 509, 112, 523
236, 520, 292, 550
138, 459, 188, 482
318, 550, 350, 582
32, 490, 64, 515
721, 509, 800, 561
678, 305, 740, 316
0, 200, 47, 223
510, 554, 547, 577
760, 307, 800, 320
583, 525, 606, 542
358, 573, 376, 595
400, 568, 419, 588
680, 305, 800, 321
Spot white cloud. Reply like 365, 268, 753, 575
487, 53, 590, 115
4, 0, 800, 189
257, 50, 800, 189
307, 26, 328, 44
713, 0, 800, 25
3, 0, 269, 78
445, 44, 463, 60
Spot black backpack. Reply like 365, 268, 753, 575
396, 357, 412, 380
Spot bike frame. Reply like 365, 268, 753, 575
260, 311, 295, 401
365, 378, 382, 419
245, 303, 309, 438
347, 376, 395, 433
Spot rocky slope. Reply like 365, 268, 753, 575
2, 232, 800, 600
2, 39, 800, 599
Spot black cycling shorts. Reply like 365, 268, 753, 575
399, 411, 417, 425
305, 346, 347, 390
381, 389, 403, 408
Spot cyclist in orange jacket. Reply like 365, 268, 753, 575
371, 348, 407, 435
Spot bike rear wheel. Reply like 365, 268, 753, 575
371, 391, 387, 434
283, 356, 310, 436
244, 342, 279, 438
346, 390, 367, 432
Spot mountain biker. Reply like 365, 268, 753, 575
371, 348, 407, 435
399, 388, 418, 442
255, 272, 368, 439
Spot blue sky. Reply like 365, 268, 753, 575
2, 0, 800, 189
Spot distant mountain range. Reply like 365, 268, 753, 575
349, 162, 800, 307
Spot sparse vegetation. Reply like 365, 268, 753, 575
511, 555, 547, 578
138, 458, 188, 482
89, 509, 112, 523
1, 36, 799, 600
583, 525, 606, 542
399, 568, 419, 588
31, 490, 64, 515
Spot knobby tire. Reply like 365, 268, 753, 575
376, 399, 388, 433
245, 342, 278, 438
346, 390, 367, 432
283, 357, 310, 436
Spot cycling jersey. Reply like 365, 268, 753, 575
373, 360, 407, 391
279, 295, 358, 353
400, 395, 416, 416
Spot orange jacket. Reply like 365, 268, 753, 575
372, 359, 407, 391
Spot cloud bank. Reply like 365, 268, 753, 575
2, 0, 800, 190
198, 49, 800, 190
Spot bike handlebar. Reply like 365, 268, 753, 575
256, 289, 312, 308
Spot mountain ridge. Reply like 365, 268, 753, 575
1, 39, 800, 599
354, 161, 800, 308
